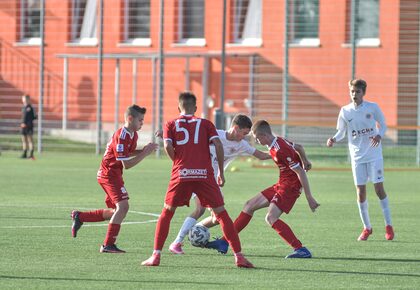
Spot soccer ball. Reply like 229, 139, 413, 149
188, 225, 210, 247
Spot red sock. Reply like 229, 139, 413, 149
222, 211, 252, 241
79, 210, 106, 222
272, 220, 302, 250
215, 210, 241, 253
154, 208, 175, 251
103, 223, 121, 246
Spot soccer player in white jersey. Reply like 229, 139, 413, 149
168, 114, 271, 255
327, 79, 394, 241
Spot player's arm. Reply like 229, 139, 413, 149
252, 149, 271, 160
371, 104, 387, 147
211, 137, 225, 187
122, 142, 158, 170
163, 140, 175, 161
293, 143, 312, 171
327, 110, 347, 147
291, 165, 320, 212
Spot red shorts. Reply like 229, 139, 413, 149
97, 178, 129, 209
261, 184, 301, 214
165, 179, 224, 208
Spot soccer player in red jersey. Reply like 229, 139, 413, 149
208, 120, 319, 258
71, 105, 158, 253
141, 92, 254, 268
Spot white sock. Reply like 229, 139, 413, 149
358, 200, 372, 229
379, 196, 392, 226
174, 217, 197, 244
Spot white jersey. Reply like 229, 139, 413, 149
210, 129, 256, 177
333, 101, 386, 164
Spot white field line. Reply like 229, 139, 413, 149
0, 204, 160, 229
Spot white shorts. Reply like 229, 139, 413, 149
351, 159, 385, 186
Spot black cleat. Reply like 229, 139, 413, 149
71, 210, 83, 238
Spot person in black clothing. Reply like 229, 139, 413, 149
20, 95, 36, 159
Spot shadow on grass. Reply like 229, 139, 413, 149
249, 266, 420, 278
0, 275, 232, 285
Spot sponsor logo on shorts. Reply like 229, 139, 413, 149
121, 187, 127, 194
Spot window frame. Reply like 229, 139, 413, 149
230, 0, 262, 47
176, 0, 206, 46
121, 0, 151, 46
19, 0, 41, 45
344, 0, 381, 48
289, 0, 320, 47
69, 0, 98, 46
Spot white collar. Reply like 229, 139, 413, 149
267, 137, 277, 149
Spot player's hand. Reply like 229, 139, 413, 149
370, 135, 381, 147
155, 130, 163, 139
20, 123, 26, 128
326, 138, 335, 147
303, 160, 312, 172
217, 173, 225, 187
307, 196, 320, 212
143, 143, 159, 155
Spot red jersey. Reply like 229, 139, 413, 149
97, 127, 138, 180
163, 115, 219, 182
269, 137, 302, 191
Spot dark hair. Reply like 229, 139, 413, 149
349, 79, 367, 93
178, 91, 197, 110
125, 105, 146, 118
231, 114, 253, 129
251, 120, 272, 135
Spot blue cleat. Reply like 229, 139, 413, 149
285, 247, 312, 258
205, 238, 229, 254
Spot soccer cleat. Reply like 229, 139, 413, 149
141, 253, 161, 266
385, 225, 394, 240
71, 210, 83, 238
285, 247, 312, 258
358, 228, 373, 241
100, 244, 126, 253
205, 238, 229, 254
235, 253, 255, 268
169, 242, 184, 255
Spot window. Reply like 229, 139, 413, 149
356, 0, 380, 45
231, 0, 262, 46
177, 0, 205, 46
290, 0, 320, 46
71, 0, 97, 45
20, 0, 41, 44
123, 0, 151, 45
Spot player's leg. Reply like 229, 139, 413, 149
265, 202, 309, 258
205, 191, 270, 253
169, 195, 205, 254
370, 159, 394, 240
196, 181, 254, 268
71, 190, 114, 238
212, 205, 253, 268
142, 204, 176, 266
143, 181, 190, 266
27, 132, 34, 159
353, 162, 372, 241
100, 199, 129, 253
21, 134, 28, 158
